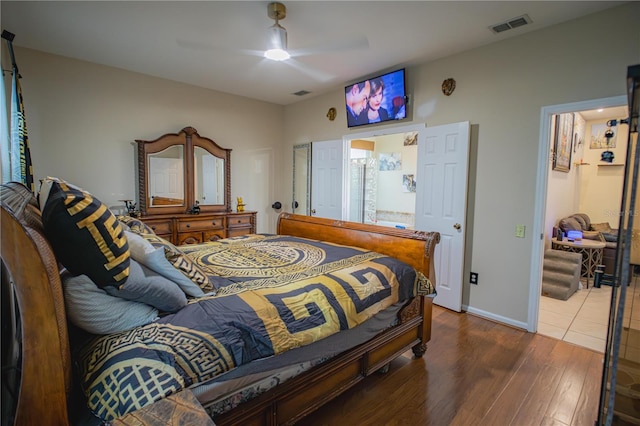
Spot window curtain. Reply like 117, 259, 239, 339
1, 31, 34, 192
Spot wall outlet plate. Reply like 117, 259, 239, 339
515, 225, 526, 238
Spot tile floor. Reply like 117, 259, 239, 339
538, 272, 640, 353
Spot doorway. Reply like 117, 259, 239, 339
531, 96, 627, 351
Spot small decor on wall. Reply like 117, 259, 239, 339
590, 123, 617, 149
573, 113, 585, 153
403, 132, 418, 146
441, 78, 456, 96
552, 113, 574, 173
378, 152, 402, 171
326, 107, 336, 121
402, 174, 416, 193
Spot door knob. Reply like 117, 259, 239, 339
453, 223, 461, 230
311, 209, 316, 214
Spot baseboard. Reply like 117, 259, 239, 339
462, 304, 529, 331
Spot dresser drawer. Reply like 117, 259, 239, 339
142, 219, 172, 236
204, 230, 226, 242
177, 231, 203, 245
228, 215, 253, 228
178, 217, 225, 232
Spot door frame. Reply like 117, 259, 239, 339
529, 95, 626, 332
342, 123, 426, 220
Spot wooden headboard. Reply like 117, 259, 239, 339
1, 182, 71, 425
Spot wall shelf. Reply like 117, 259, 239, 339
597, 163, 625, 167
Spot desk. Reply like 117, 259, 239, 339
551, 237, 606, 288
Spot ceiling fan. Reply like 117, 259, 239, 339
176, 2, 368, 82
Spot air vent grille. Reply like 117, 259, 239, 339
490, 14, 532, 34
293, 90, 311, 96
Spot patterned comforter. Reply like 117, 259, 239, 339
78, 234, 433, 420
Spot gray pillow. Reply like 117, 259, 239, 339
104, 259, 187, 313
61, 272, 158, 335
125, 231, 205, 297
559, 217, 582, 233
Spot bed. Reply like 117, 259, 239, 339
1, 180, 439, 425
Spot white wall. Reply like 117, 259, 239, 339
373, 133, 417, 215
14, 48, 285, 233
283, 3, 640, 326
579, 119, 629, 227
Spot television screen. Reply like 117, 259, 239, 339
344, 68, 406, 128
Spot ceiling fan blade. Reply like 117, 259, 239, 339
176, 38, 263, 57
289, 34, 369, 58
284, 58, 335, 82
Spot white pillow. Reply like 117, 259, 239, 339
125, 231, 205, 297
62, 272, 158, 335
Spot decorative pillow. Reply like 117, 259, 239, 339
117, 215, 156, 235
136, 233, 214, 294
125, 231, 206, 297
591, 222, 614, 234
104, 259, 187, 313
572, 213, 591, 231
558, 217, 582, 233
61, 272, 158, 335
582, 230, 603, 241
38, 177, 130, 288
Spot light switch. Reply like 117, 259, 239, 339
515, 225, 526, 238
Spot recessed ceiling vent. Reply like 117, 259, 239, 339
489, 14, 532, 34
293, 90, 311, 96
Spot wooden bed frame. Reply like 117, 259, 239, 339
0, 183, 439, 426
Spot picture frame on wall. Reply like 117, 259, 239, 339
552, 113, 574, 172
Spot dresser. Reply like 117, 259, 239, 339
141, 211, 256, 245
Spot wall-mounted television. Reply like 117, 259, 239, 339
344, 68, 407, 128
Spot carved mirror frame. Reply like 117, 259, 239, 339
136, 126, 231, 215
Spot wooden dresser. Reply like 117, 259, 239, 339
141, 211, 256, 245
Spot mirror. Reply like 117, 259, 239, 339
292, 143, 311, 215
137, 126, 231, 215
194, 146, 225, 206
148, 145, 184, 207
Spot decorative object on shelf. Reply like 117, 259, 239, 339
552, 113, 574, 172
600, 125, 616, 163
237, 197, 246, 212
326, 107, 336, 121
441, 78, 456, 96
188, 201, 200, 215
120, 199, 140, 217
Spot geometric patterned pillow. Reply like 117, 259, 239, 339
117, 215, 157, 235
38, 177, 130, 288
136, 233, 214, 293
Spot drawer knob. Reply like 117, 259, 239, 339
151, 226, 156, 230
186, 224, 190, 228
237, 219, 241, 223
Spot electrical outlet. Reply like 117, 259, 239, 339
470, 272, 478, 285
515, 224, 526, 238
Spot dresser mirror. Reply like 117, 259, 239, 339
137, 126, 231, 215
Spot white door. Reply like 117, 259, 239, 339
201, 155, 218, 204
415, 121, 470, 312
242, 148, 273, 233
149, 157, 184, 202
311, 140, 344, 220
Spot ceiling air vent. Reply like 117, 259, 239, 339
293, 90, 311, 96
489, 14, 532, 34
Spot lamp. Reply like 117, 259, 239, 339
264, 2, 290, 61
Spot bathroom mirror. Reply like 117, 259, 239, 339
292, 143, 311, 215
137, 126, 231, 215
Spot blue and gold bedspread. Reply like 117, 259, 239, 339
78, 234, 434, 420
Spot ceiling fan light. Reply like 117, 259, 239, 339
265, 23, 289, 60
264, 48, 290, 61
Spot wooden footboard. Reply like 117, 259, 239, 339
212, 213, 439, 425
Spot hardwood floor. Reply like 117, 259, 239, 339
300, 305, 604, 426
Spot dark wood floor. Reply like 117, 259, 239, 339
300, 305, 604, 426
